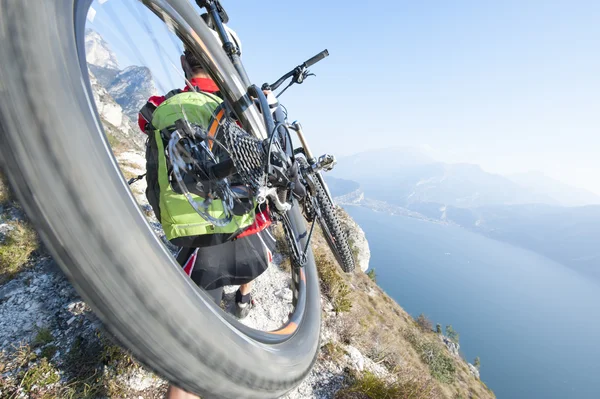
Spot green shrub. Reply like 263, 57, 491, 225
21, 358, 60, 393
321, 342, 345, 363
404, 328, 457, 383
347, 237, 360, 266
416, 314, 433, 332
59, 332, 140, 398
41, 345, 58, 360
474, 356, 481, 370
0, 170, 12, 205
0, 220, 39, 283
436, 324, 442, 334
272, 224, 291, 271
336, 371, 436, 399
445, 325, 459, 343
315, 248, 352, 313
32, 328, 54, 347
366, 268, 376, 282
419, 341, 456, 383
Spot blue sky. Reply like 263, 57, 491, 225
89, 0, 600, 195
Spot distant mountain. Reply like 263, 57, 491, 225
508, 171, 600, 207
333, 147, 435, 182
88, 64, 120, 88
325, 176, 360, 197
85, 29, 157, 123
332, 149, 600, 279
85, 30, 119, 70
333, 148, 556, 208
89, 71, 144, 150
107, 66, 157, 121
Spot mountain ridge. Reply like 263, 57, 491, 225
85, 29, 157, 123
333, 178, 600, 280
334, 147, 595, 208
508, 171, 600, 207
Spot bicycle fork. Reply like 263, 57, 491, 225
289, 121, 336, 204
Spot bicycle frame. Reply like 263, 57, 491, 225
198, 1, 338, 212
142, 0, 267, 140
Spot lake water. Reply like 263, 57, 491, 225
346, 206, 600, 399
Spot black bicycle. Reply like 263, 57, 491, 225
0, 0, 353, 397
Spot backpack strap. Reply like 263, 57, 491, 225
139, 89, 183, 134
165, 88, 183, 100
139, 101, 158, 133
206, 103, 228, 151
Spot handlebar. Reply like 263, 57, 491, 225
303, 49, 329, 68
265, 49, 329, 91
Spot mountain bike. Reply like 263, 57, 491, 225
0, 0, 353, 397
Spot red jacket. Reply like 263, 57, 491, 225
138, 77, 272, 237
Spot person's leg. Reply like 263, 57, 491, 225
165, 385, 199, 399
169, 247, 221, 397
238, 281, 252, 295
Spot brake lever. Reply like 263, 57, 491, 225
294, 69, 316, 84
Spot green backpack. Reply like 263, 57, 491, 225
144, 91, 255, 247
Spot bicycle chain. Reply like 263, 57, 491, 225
221, 120, 316, 268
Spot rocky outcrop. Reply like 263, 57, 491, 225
85, 29, 158, 124
85, 29, 119, 70
107, 66, 157, 121
0, 164, 377, 398
88, 72, 145, 150
337, 207, 370, 272
440, 335, 460, 357
468, 363, 481, 379
439, 333, 480, 378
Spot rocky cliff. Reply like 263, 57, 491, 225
0, 31, 493, 399
107, 66, 157, 121
0, 153, 493, 398
85, 29, 158, 123
85, 30, 119, 70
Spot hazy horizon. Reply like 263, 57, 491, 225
88, 0, 600, 196
339, 145, 600, 199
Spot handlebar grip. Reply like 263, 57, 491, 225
303, 49, 329, 68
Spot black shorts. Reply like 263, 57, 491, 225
176, 232, 274, 302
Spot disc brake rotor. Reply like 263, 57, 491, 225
167, 117, 268, 227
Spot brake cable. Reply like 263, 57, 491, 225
276, 68, 316, 99
300, 217, 317, 265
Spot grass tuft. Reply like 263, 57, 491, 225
366, 268, 377, 282
272, 224, 292, 272
0, 170, 12, 205
314, 245, 352, 313
40, 345, 58, 360
404, 328, 456, 383
20, 358, 61, 393
416, 314, 433, 333
336, 370, 436, 399
321, 341, 346, 363
32, 328, 54, 348
0, 220, 39, 283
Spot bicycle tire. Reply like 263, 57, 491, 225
313, 176, 356, 273
0, 1, 320, 398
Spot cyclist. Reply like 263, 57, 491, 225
138, 43, 273, 319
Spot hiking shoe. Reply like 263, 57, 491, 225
235, 299, 254, 319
